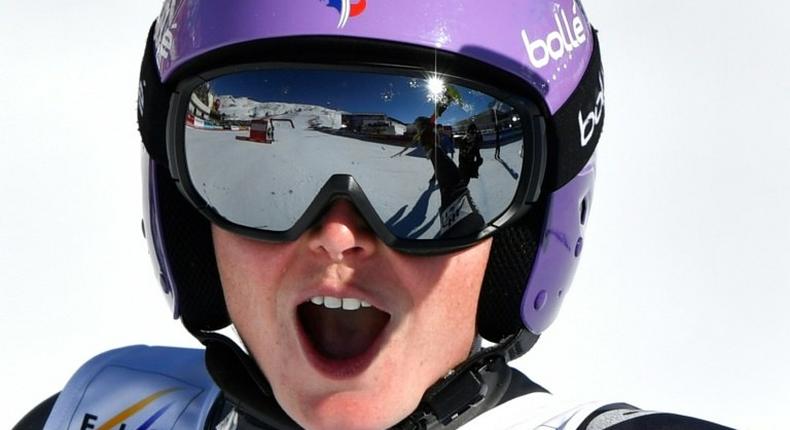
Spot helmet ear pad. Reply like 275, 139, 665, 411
478, 159, 596, 343
151, 160, 231, 331
477, 200, 544, 343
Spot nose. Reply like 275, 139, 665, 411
307, 199, 376, 262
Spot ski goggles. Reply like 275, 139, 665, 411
166, 64, 547, 254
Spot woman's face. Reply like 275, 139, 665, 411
213, 200, 491, 430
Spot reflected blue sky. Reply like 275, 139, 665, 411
209, 69, 504, 125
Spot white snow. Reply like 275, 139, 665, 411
216, 96, 345, 128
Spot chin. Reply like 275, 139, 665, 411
268, 356, 422, 429
287, 389, 417, 430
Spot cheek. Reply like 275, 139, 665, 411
436, 244, 490, 326
214, 226, 284, 283
395, 240, 491, 350
211, 226, 294, 326
414, 240, 490, 305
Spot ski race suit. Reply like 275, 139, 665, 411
16, 346, 734, 430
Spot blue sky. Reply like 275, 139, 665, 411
209, 69, 505, 125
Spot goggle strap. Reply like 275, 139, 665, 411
138, 21, 173, 166
547, 28, 605, 191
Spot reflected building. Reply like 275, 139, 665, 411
186, 84, 225, 130
341, 113, 407, 136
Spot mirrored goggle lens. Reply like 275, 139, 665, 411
183, 68, 528, 240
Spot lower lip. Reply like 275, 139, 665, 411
296, 312, 389, 379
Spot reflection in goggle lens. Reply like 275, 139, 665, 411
184, 69, 525, 240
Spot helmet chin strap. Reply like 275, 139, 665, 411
392, 330, 540, 430
193, 328, 540, 430
196, 329, 302, 429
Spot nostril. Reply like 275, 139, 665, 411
318, 243, 365, 262
313, 224, 358, 260
308, 202, 376, 261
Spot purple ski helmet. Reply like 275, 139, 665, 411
138, 0, 604, 352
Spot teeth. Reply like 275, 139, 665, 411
309, 296, 372, 311
324, 296, 342, 309
342, 298, 361, 310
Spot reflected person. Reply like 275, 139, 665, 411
459, 122, 484, 185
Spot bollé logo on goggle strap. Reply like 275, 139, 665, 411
578, 72, 604, 148
324, 0, 367, 29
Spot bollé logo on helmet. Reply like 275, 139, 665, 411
324, 0, 367, 29
521, 1, 587, 69
578, 72, 604, 147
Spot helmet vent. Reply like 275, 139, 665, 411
580, 197, 588, 225
533, 290, 547, 311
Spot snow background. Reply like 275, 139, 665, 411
1, 1, 788, 429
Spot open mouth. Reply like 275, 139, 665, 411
297, 296, 391, 367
